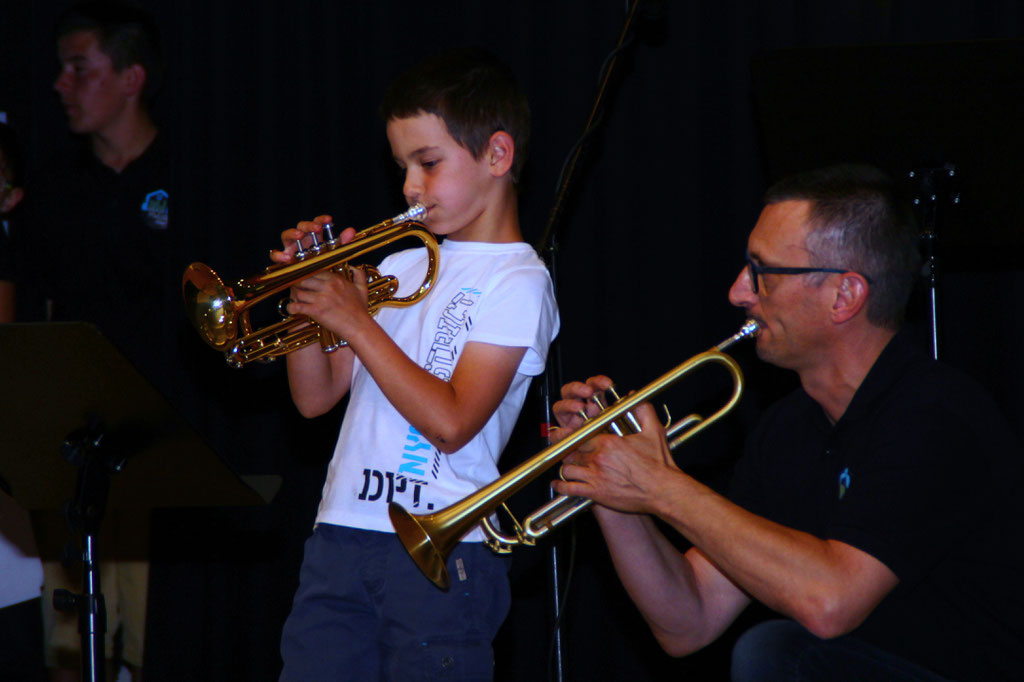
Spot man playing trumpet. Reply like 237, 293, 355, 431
552, 164, 1023, 681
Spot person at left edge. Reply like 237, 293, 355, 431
19, 3, 170, 680
0, 121, 26, 321
0, 119, 47, 682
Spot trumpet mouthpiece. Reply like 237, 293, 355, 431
716, 319, 760, 352
402, 203, 427, 222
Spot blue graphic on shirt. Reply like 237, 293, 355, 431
424, 287, 480, 380
399, 425, 432, 476
140, 189, 169, 230
838, 467, 851, 499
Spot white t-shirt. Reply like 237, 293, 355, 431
315, 239, 559, 541
0, 491, 43, 608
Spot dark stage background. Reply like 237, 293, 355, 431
3, 1, 1023, 680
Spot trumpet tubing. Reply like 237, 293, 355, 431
389, 320, 760, 589
182, 204, 436, 368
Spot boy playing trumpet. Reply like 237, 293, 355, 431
272, 49, 559, 681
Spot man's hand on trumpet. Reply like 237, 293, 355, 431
551, 380, 682, 516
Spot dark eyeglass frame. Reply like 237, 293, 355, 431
745, 252, 864, 294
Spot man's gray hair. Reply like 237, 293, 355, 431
765, 164, 920, 330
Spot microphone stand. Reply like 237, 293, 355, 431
534, 1, 654, 679
54, 419, 127, 682
907, 163, 958, 360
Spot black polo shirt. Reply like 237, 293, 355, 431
22, 134, 177, 393
730, 330, 1024, 681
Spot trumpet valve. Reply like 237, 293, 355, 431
308, 229, 326, 256
322, 222, 337, 245
320, 329, 342, 354
295, 227, 326, 260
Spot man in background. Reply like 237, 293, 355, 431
21, 3, 169, 679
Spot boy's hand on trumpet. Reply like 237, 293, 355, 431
550, 375, 615, 443
269, 215, 371, 341
287, 265, 371, 341
269, 214, 358, 265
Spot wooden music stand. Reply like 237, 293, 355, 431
0, 322, 277, 682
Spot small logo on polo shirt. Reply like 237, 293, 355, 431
838, 467, 851, 499
141, 189, 169, 230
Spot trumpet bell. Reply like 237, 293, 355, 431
389, 503, 451, 590
183, 262, 237, 351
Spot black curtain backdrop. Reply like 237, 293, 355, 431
4, 1, 1023, 680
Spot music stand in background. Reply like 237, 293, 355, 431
750, 39, 1024, 357
0, 322, 278, 682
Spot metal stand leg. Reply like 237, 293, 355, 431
53, 421, 127, 682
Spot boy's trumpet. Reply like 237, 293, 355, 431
182, 204, 435, 368
389, 320, 760, 589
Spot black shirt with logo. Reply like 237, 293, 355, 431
730, 330, 1024, 681
23, 133, 178, 394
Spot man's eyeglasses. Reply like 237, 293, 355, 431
744, 252, 852, 294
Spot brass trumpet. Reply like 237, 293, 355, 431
182, 204, 436, 368
389, 320, 759, 589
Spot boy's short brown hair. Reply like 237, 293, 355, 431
380, 48, 530, 184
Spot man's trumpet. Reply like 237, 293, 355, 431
182, 204, 436, 368
389, 320, 760, 589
